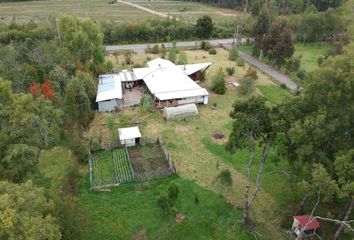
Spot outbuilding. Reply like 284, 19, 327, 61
292, 215, 320, 238
96, 74, 123, 112
118, 126, 141, 147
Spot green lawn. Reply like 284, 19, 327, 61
78, 175, 252, 240
239, 43, 331, 73
294, 42, 331, 72
258, 85, 291, 105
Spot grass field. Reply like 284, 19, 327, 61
78, 175, 253, 240
0, 0, 157, 22
130, 0, 246, 23
238, 43, 331, 73
0, 0, 245, 23
294, 42, 331, 72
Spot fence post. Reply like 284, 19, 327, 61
88, 147, 93, 191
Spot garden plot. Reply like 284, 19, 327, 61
91, 148, 134, 188
129, 143, 173, 181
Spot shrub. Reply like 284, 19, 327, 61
203, 41, 213, 51
199, 70, 206, 82
238, 76, 255, 95
285, 56, 301, 73
140, 94, 154, 112
317, 55, 325, 65
151, 44, 160, 54
168, 48, 177, 63
280, 83, 287, 89
160, 44, 167, 58
208, 48, 217, 55
106, 61, 114, 72
225, 66, 235, 76
177, 51, 188, 65
217, 169, 232, 186
244, 67, 258, 79
124, 51, 132, 65
69, 130, 88, 164
228, 46, 239, 61
236, 58, 245, 67
200, 40, 207, 50
296, 68, 306, 80
157, 193, 170, 216
167, 182, 179, 204
211, 68, 226, 95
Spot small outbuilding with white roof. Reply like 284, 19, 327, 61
96, 74, 123, 112
118, 126, 141, 147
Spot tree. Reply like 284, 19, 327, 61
238, 76, 256, 95
0, 180, 61, 239
210, 68, 226, 95
195, 15, 214, 39
64, 71, 95, 126
252, 4, 271, 57
1, 144, 38, 182
226, 96, 275, 225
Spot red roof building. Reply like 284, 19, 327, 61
292, 215, 320, 238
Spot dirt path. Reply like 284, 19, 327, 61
117, 0, 168, 18
238, 51, 298, 91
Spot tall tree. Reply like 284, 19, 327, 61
226, 96, 276, 225
0, 180, 61, 239
195, 15, 214, 39
252, 3, 271, 57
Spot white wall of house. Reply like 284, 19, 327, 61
177, 96, 205, 105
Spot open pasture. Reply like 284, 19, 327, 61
0, 0, 157, 22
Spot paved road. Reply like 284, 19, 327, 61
105, 39, 298, 91
237, 51, 298, 91
117, 0, 168, 18
105, 38, 236, 54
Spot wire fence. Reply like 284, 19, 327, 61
88, 135, 176, 190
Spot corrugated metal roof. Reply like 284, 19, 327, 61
96, 74, 122, 102
118, 126, 141, 140
177, 62, 212, 75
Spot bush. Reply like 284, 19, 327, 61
217, 169, 232, 186
285, 56, 301, 73
200, 40, 207, 50
124, 51, 132, 65
151, 44, 160, 54
211, 68, 226, 95
168, 48, 177, 63
280, 83, 287, 89
106, 61, 114, 72
167, 182, 179, 204
228, 46, 239, 61
160, 44, 167, 58
244, 67, 258, 79
225, 66, 235, 76
140, 94, 154, 112
157, 193, 170, 216
69, 130, 88, 164
238, 76, 255, 95
236, 58, 245, 67
296, 68, 306, 80
177, 51, 188, 64
202, 41, 213, 51
208, 48, 217, 55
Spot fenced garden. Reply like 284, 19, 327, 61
88, 136, 176, 189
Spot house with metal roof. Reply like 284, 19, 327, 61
96, 74, 123, 112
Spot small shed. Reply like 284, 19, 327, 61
163, 103, 198, 120
292, 215, 320, 238
118, 126, 141, 147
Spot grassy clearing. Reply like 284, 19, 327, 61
78, 175, 252, 240
0, 0, 158, 22
258, 85, 291, 105
239, 43, 331, 73
132, 0, 246, 23
294, 42, 330, 72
